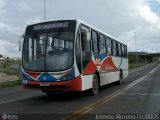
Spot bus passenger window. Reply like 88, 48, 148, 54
122, 45, 125, 57
92, 31, 98, 53
99, 34, 106, 54
124, 46, 128, 58
106, 37, 112, 55
118, 43, 122, 57
81, 32, 90, 51
112, 40, 117, 56
116, 42, 119, 56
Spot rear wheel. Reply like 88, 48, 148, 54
89, 73, 99, 96
116, 70, 123, 85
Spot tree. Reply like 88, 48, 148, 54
0, 54, 3, 58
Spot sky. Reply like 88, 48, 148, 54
0, 0, 160, 58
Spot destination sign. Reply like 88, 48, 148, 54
33, 22, 69, 30
25, 20, 76, 35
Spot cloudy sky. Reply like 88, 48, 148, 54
0, 0, 160, 58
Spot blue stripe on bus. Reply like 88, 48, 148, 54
38, 73, 57, 81
93, 53, 107, 61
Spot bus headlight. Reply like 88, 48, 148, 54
23, 80, 28, 84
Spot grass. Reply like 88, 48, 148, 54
128, 53, 152, 69
0, 80, 22, 89
129, 63, 148, 69
1, 69, 20, 75
0, 60, 21, 89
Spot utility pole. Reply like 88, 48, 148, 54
141, 39, 146, 64
19, 39, 22, 52
44, 0, 46, 20
134, 32, 138, 66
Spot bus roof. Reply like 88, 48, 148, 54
75, 19, 126, 46
27, 18, 127, 46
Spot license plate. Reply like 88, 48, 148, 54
40, 84, 50, 87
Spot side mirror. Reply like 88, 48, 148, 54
19, 34, 24, 51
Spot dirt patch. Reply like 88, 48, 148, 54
0, 72, 18, 81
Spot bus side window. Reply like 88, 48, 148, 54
124, 45, 128, 58
118, 43, 122, 57
115, 41, 117, 56
116, 42, 119, 56
81, 31, 90, 52
92, 30, 98, 53
80, 26, 91, 53
112, 40, 117, 56
99, 34, 106, 54
122, 45, 125, 57
106, 37, 112, 55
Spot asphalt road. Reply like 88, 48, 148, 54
0, 63, 159, 120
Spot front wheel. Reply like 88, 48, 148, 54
89, 73, 99, 96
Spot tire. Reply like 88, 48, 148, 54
116, 70, 123, 85
89, 73, 99, 96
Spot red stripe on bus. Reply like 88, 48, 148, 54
27, 71, 41, 79
83, 59, 97, 75
23, 75, 82, 91
100, 57, 118, 72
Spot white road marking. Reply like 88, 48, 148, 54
62, 64, 160, 120
0, 94, 42, 105
122, 64, 160, 92
121, 93, 160, 96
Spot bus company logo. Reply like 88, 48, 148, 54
105, 64, 114, 71
43, 77, 47, 81
2, 114, 8, 120
95, 58, 101, 66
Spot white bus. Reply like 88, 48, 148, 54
22, 19, 128, 95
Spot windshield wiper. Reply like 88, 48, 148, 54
51, 30, 63, 48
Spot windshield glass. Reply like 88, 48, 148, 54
22, 31, 74, 72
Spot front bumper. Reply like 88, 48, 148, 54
23, 76, 82, 91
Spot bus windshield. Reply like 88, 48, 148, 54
22, 31, 75, 72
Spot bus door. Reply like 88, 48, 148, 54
80, 25, 91, 74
